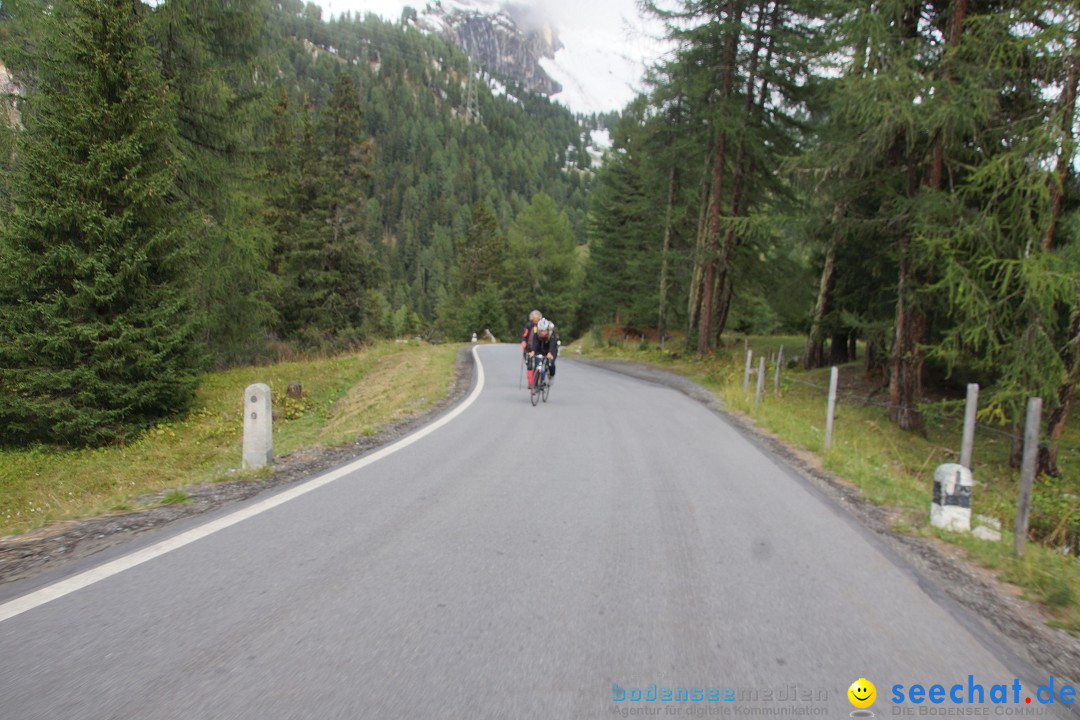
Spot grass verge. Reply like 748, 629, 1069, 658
573, 330, 1080, 634
0, 340, 461, 538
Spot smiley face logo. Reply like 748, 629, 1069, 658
848, 678, 876, 709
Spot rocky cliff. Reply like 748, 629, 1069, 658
0, 59, 21, 129
411, 1, 563, 97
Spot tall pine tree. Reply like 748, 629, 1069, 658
0, 0, 199, 446
276, 71, 385, 343
150, 0, 275, 364
583, 99, 668, 330
505, 192, 583, 336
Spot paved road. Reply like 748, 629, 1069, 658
0, 344, 1073, 719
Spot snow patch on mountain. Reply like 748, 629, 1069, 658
319, 0, 664, 114
541, 37, 646, 115
0, 60, 22, 129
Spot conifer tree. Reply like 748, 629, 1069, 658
583, 99, 667, 329
457, 201, 507, 298
279, 71, 385, 342
921, 3, 1080, 460
0, 0, 199, 446
436, 201, 509, 340
644, 0, 817, 353
505, 192, 583, 336
812, 0, 957, 430
150, 0, 274, 363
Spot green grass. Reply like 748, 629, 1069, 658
160, 490, 191, 506
0, 340, 461, 538
574, 330, 1080, 634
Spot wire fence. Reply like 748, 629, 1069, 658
735, 347, 1079, 559
746, 352, 1026, 438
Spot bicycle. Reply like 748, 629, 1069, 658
530, 355, 552, 406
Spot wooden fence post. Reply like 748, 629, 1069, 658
1013, 397, 1042, 557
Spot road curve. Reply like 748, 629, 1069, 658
0, 344, 1072, 719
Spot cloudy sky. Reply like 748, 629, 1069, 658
310, 0, 670, 113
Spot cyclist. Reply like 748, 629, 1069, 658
527, 318, 559, 388
520, 309, 542, 357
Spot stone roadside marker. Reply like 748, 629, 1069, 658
242, 383, 273, 470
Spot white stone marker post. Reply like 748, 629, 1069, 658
931, 463, 973, 532
243, 383, 273, 470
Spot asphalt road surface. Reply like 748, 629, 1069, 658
0, 344, 1074, 719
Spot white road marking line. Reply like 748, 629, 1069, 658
0, 345, 488, 624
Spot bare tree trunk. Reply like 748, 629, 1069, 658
694, 0, 743, 356
929, 0, 969, 189
848, 330, 858, 362
687, 154, 712, 344
830, 332, 850, 364
1043, 52, 1078, 251
889, 227, 925, 431
712, 156, 742, 346
1010, 423, 1024, 469
716, 279, 734, 345
658, 164, 677, 348
1037, 49, 1079, 475
697, 136, 725, 355
1042, 309, 1080, 476
713, 0, 774, 346
889, 298, 926, 431
805, 240, 837, 370
865, 328, 888, 376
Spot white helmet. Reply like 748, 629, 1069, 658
537, 318, 554, 333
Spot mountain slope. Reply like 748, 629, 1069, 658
327, 0, 656, 115
408, 0, 563, 97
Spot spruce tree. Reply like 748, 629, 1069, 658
440, 201, 510, 340
0, 0, 199, 446
277, 71, 385, 343
457, 201, 507, 297
642, 0, 818, 353
505, 192, 583, 336
150, 0, 275, 364
583, 100, 667, 329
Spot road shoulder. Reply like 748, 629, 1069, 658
572, 355, 1080, 693
0, 345, 477, 586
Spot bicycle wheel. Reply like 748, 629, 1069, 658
530, 378, 540, 406
542, 375, 550, 402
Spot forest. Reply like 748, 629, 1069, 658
0, 0, 1077, 471
584, 0, 1079, 476
0, 0, 593, 445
